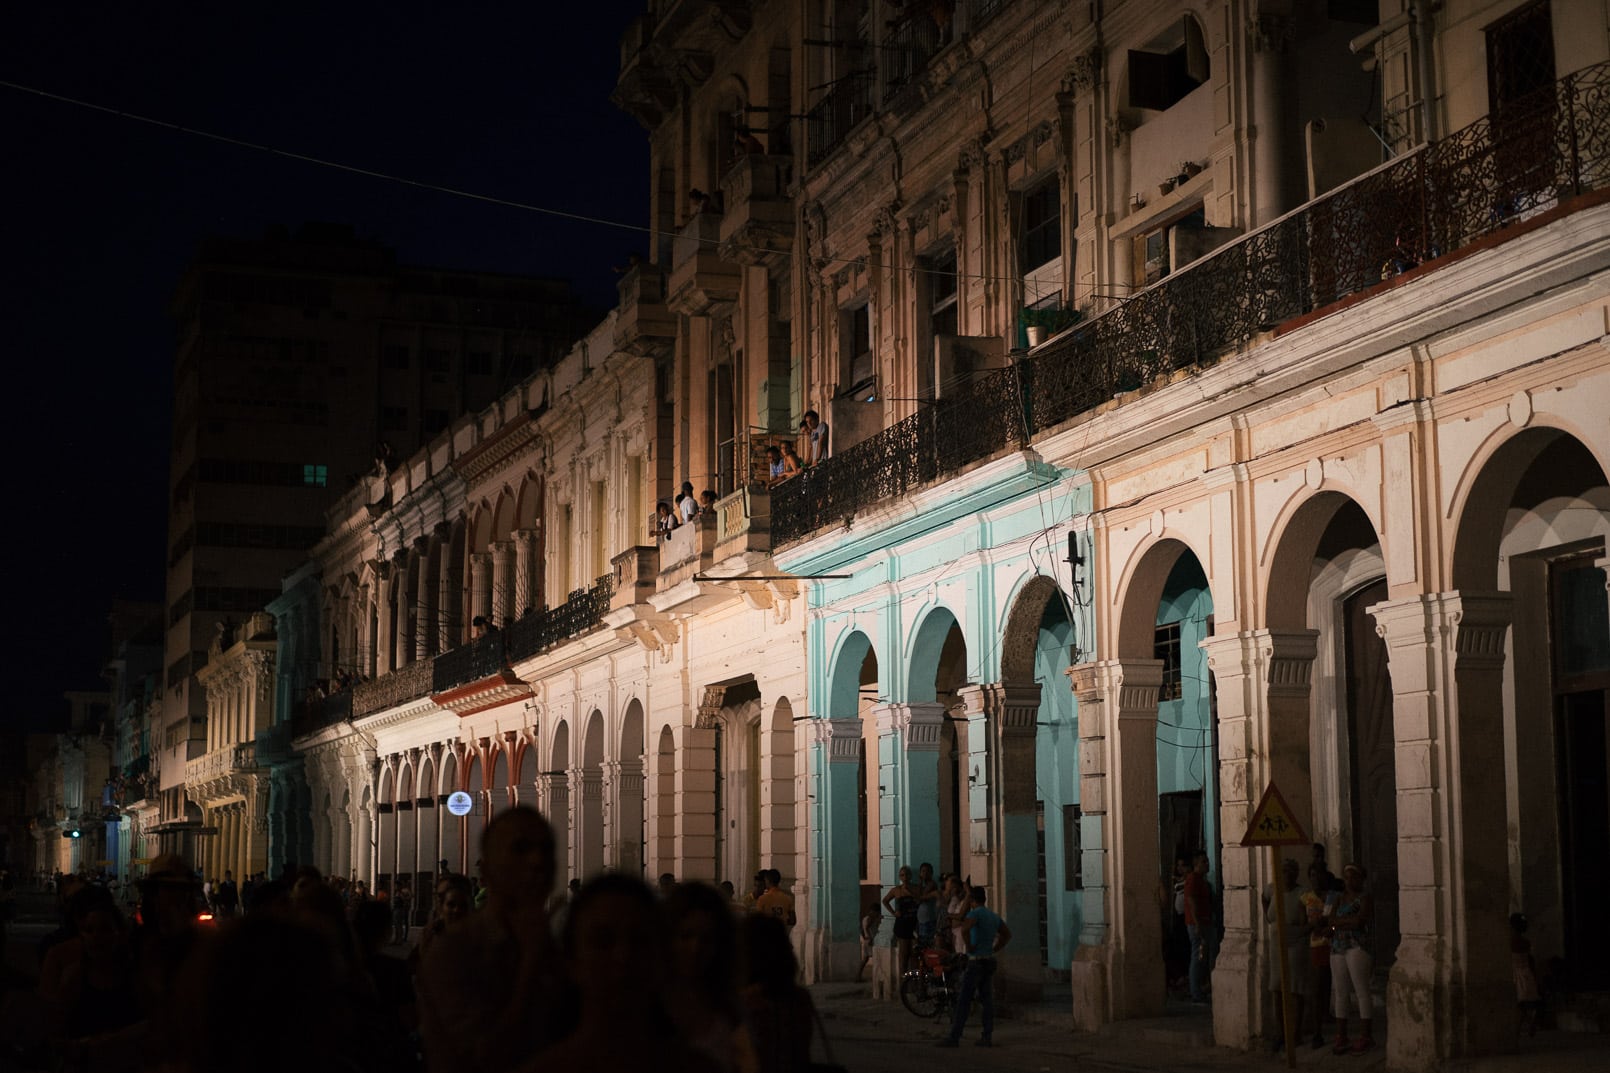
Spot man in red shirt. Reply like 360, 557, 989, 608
1184, 850, 1216, 1004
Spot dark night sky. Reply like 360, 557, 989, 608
2, 2, 651, 728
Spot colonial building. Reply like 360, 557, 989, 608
157, 224, 596, 860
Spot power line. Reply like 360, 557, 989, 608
0, 77, 1146, 303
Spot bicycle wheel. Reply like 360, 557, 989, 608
900, 971, 941, 1018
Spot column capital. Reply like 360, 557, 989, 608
871, 701, 946, 751
1369, 591, 1513, 669
957, 681, 1043, 732
807, 717, 862, 762
1200, 629, 1318, 697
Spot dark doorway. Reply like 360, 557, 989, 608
1550, 553, 1610, 987
1344, 578, 1399, 968
1159, 790, 1204, 877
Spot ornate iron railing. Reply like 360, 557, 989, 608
506, 575, 616, 663
775, 61, 1610, 546
807, 69, 875, 167
884, 12, 949, 96
291, 690, 351, 739
430, 631, 506, 694
352, 657, 435, 718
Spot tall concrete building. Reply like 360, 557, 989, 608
156, 224, 596, 857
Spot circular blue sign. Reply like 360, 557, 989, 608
446, 791, 474, 817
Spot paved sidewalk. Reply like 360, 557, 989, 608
807, 981, 1609, 1073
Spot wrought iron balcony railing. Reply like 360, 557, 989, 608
430, 631, 506, 694
807, 69, 876, 168
291, 690, 351, 739
884, 12, 950, 97
352, 657, 435, 718
505, 575, 616, 663
774, 61, 1610, 547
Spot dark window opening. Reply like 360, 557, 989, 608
926, 249, 958, 341
1487, 0, 1555, 116
1022, 181, 1062, 273
1063, 802, 1083, 891
1155, 621, 1183, 702
844, 303, 873, 391
1129, 15, 1210, 112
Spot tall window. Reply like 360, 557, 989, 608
302, 464, 327, 487
1487, 0, 1555, 115
1129, 15, 1210, 112
843, 302, 873, 390
1063, 803, 1083, 891
1021, 181, 1061, 273
1155, 621, 1183, 701
926, 249, 958, 339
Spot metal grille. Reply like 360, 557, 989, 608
806, 70, 875, 167
773, 61, 1610, 547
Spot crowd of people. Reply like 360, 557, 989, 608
0, 808, 827, 1073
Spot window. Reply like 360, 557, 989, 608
926, 249, 958, 340
424, 348, 452, 372
1155, 621, 1183, 702
1132, 204, 1207, 288
382, 406, 409, 431
467, 351, 493, 376
382, 345, 411, 369
1021, 181, 1061, 272
1129, 15, 1209, 112
1063, 803, 1083, 891
302, 464, 327, 487
843, 303, 873, 390
1487, 0, 1555, 115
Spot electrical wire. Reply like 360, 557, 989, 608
0, 77, 1145, 301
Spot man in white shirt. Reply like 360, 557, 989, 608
803, 409, 830, 464
677, 481, 697, 524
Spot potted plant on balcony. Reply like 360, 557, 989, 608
1182, 159, 1203, 179
1020, 303, 1082, 348
1159, 177, 1176, 196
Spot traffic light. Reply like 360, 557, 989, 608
61, 828, 81, 840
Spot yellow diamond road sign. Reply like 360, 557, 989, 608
1241, 782, 1309, 847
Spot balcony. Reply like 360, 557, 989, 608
505, 575, 616, 663
611, 545, 660, 610
883, 9, 951, 99
773, 61, 1610, 547
712, 484, 771, 563
431, 631, 507, 694
613, 263, 676, 356
718, 154, 794, 268
352, 657, 435, 719
183, 741, 257, 792
658, 515, 716, 587
807, 69, 875, 169
291, 690, 351, 739
667, 213, 741, 315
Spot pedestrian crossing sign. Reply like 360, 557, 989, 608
1240, 782, 1309, 846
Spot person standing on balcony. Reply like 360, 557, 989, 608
655, 501, 678, 540
678, 482, 698, 524
779, 442, 803, 480
802, 410, 829, 464
766, 446, 785, 486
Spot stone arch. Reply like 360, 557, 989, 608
996, 571, 1081, 970
1115, 536, 1214, 659
491, 487, 516, 544
906, 604, 964, 703
580, 710, 607, 878
653, 724, 677, 875
515, 737, 538, 809
415, 754, 437, 889
763, 697, 798, 881
548, 719, 572, 890
394, 761, 417, 893
1450, 423, 1609, 990
617, 700, 647, 876
826, 629, 876, 717
490, 746, 510, 815
1263, 488, 1387, 631
1450, 425, 1610, 591
514, 470, 542, 532
376, 765, 397, 890
463, 752, 485, 879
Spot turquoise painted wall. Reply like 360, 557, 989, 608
1033, 611, 1081, 969
1154, 556, 1217, 885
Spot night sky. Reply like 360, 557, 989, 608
3, 2, 650, 728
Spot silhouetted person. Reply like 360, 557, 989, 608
741, 913, 816, 1072
523, 874, 719, 1073
418, 807, 562, 1073
664, 882, 753, 1071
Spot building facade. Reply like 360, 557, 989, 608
157, 225, 597, 860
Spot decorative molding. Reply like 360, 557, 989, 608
1062, 47, 1102, 95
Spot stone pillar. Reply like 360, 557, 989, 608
376, 564, 397, 677
603, 759, 646, 877
469, 553, 492, 630
540, 773, 570, 891
803, 718, 862, 982
490, 541, 514, 627
414, 538, 435, 660
678, 726, 718, 883
1067, 660, 1165, 1028
1369, 592, 1516, 1068
956, 682, 1043, 999
395, 551, 415, 670
1200, 629, 1319, 1048
513, 529, 539, 618
437, 530, 459, 651
869, 702, 944, 997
